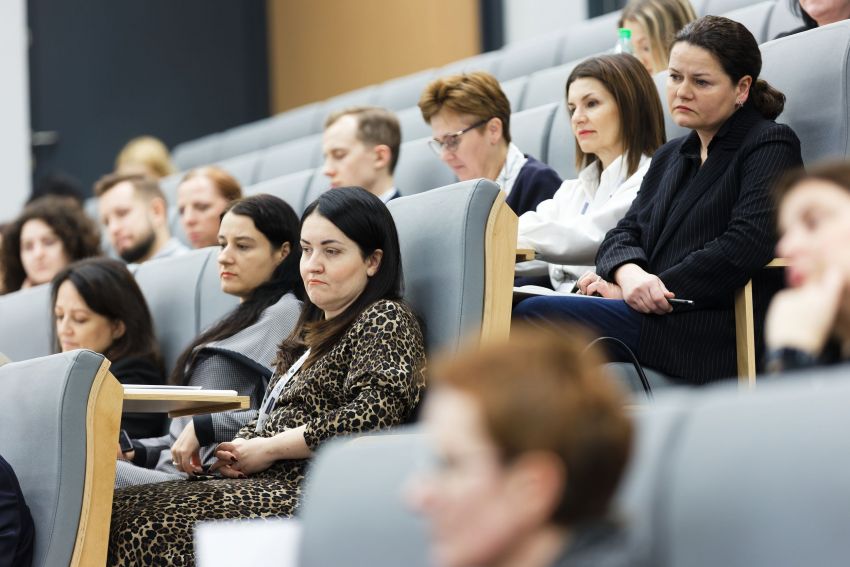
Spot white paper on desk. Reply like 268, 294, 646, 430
122, 384, 202, 390
513, 285, 603, 300
195, 518, 301, 567
124, 387, 238, 397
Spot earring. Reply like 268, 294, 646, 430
735, 99, 744, 109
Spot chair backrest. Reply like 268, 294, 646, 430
0, 284, 53, 361
511, 102, 558, 163
215, 151, 261, 187
0, 350, 122, 567
545, 103, 577, 180
374, 68, 436, 111
393, 137, 458, 198
495, 31, 565, 81
215, 122, 270, 162
700, 0, 766, 15
397, 105, 432, 143
172, 133, 223, 171
558, 10, 621, 64
521, 60, 579, 111
761, 21, 850, 164
640, 368, 850, 566
134, 248, 238, 374
766, 0, 804, 39
722, 0, 776, 43
254, 134, 323, 183
324, 84, 379, 112
263, 102, 326, 149
388, 179, 516, 353
299, 430, 432, 567
439, 51, 501, 76
501, 75, 529, 113
245, 168, 315, 214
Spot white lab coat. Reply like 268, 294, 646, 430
516, 154, 651, 291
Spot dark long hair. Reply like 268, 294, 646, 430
169, 193, 304, 384
2, 196, 101, 293
674, 15, 785, 120
788, 0, 818, 29
51, 257, 160, 368
566, 54, 666, 176
277, 187, 404, 369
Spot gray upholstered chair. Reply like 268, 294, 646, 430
214, 151, 261, 187
699, 0, 767, 15
299, 430, 432, 567
397, 105, 433, 143
511, 102, 558, 164
500, 75, 529, 112
245, 168, 315, 214
392, 137, 457, 198
374, 68, 436, 111
722, 0, 777, 42
0, 284, 53, 361
545, 101, 577, 179
439, 50, 501, 76
557, 10, 621, 64
388, 178, 517, 353
172, 133, 223, 171
134, 248, 238, 373
521, 59, 581, 111
495, 31, 566, 81
0, 350, 123, 567
254, 134, 323, 183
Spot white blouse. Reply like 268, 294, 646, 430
516, 154, 651, 291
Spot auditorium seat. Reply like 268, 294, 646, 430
439, 50, 501, 76
172, 133, 222, 172
254, 134, 323, 184
388, 179, 517, 351
544, 103, 577, 180
260, 102, 327, 149
765, 0, 805, 39
392, 137, 457, 198
323, 84, 379, 112
245, 168, 315, 214
215, 152, 261, 187
511, 103, 558, 164
0, 350, 123, 567
397, 105, 432, 142
520, 60, 579, 111
0, 284, 52, 361
299, 430, 431, 567
500, 75, 529, 112
494, 31, 565, 82
133, 248, 238, 373
722, 0, 777, 42
761, 20, 850, 164
558, 10, 621, 64
374, 68, 437, 111
159, 171, 183, 205
215, 122, 273, 162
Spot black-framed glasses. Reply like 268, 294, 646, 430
428, 118, 490, 156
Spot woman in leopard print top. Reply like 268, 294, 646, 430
108, 187, 426, 566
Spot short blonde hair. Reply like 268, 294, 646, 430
620, 0, 697, 72
115, 136, 176, 179
418, 71, 512, 144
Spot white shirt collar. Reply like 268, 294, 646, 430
495, 143, 528, 196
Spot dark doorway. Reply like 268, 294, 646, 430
28, 0, 269, 194
588, 0, 627, 18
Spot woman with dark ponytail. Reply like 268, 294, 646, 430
515, 16, 804, 384
115, 193, 304, 488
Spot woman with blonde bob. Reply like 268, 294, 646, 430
419, 71, 562, 216
516, 53, 666, 291
115, 135, 176, 179
619, 0, 697, 74
410, 325, 634, 567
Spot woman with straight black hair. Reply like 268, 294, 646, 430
52, 257, 165, 438
113, 193, 304, 488
776, 0, 850, 38
515, 16, 804, 384
108, 187, 426, 566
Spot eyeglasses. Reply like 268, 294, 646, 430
427, 118, 490, 156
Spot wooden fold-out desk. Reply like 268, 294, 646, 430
122, 386, 249, 418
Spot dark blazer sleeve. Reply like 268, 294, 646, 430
111, 356, 168, 439
0, 455, 34, 567
657, 124, 802, 302
596, 142, 678, 280
506, 156, 562, 216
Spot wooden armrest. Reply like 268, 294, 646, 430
766, 258, 788, 268
515, 248, 535, 262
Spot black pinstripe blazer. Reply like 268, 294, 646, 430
596, 106, 803, 383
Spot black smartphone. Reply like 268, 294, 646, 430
668, 298, 696, 311
118, 429, 133, 453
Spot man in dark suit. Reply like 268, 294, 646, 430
0, 454, 34, 567
321, 106, 401, 203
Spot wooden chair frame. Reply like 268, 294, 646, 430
481, 192, 521, 344
735, 259, 788, 386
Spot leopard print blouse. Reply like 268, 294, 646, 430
108, 299, 425, 566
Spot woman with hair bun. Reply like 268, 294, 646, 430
515, 16, 804, 384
